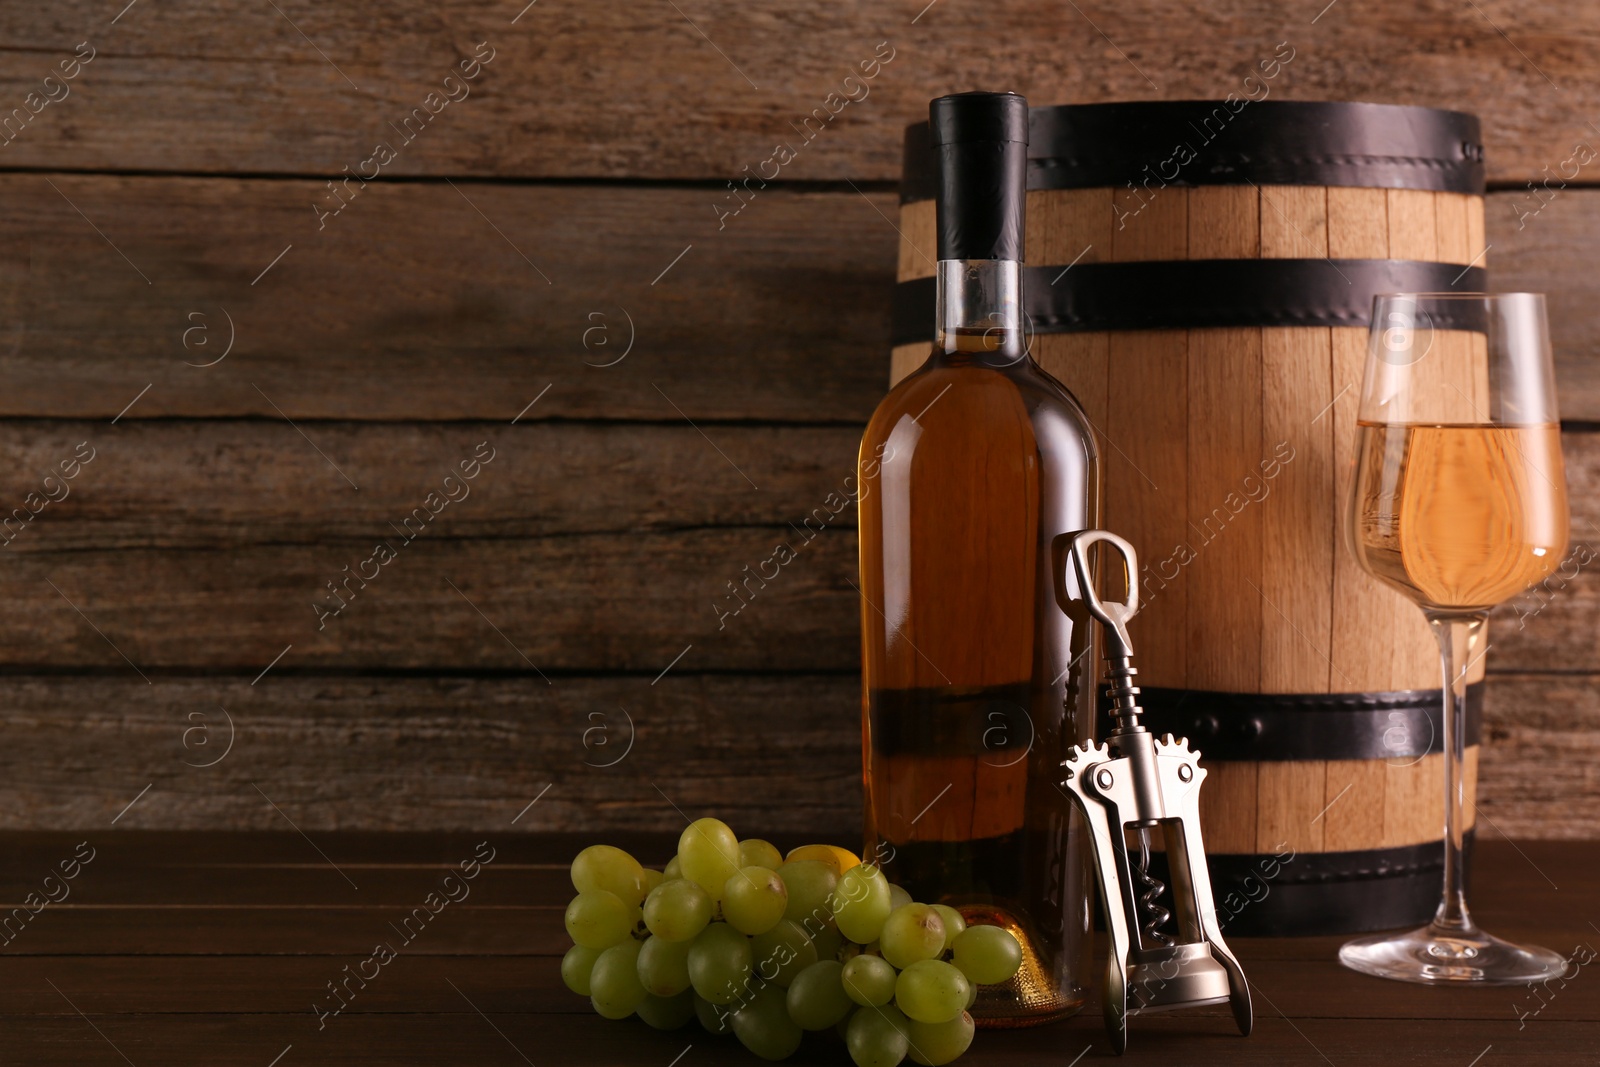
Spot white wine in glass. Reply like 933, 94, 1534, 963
1341, 292, 1569, 984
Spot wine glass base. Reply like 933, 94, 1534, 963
1340, 923, 1569, 985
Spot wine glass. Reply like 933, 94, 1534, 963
1340, 292, 1569, 984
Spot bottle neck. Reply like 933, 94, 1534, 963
934, 259, 1027, 363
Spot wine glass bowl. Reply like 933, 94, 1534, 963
1339, 293, 1571, 985
1347, 419, 1568, 614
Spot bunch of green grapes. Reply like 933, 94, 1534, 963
560, 818, 1025, 1066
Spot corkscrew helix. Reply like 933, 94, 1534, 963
1055, 530, 1252, 1055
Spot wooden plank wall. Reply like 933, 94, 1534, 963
0, 1, 1596, 837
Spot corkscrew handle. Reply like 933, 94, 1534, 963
1065, 530, 1140, 660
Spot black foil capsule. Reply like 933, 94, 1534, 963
929, 91, 1029, 263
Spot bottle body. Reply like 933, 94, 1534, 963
856, 268, 1100, 1024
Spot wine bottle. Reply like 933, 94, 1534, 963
856, 92, 1101, 1026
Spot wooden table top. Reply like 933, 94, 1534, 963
0, 832, 1593, 1065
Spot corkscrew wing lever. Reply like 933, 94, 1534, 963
1056, 531, 1252, 1055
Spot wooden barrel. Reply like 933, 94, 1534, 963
891, 101, 1488, 935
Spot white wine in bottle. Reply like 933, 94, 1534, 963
855, 91, 1100, 1026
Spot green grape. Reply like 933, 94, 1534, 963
589, 939, 647, 1019
964, 981, 977, 1010
638, 934, 694, 997
787, 960, 854, 1030
694, 992, 733, 1035
688, 922, 753, 1005
906, 1011, 974, 1065
888, 883, 913, 910
786, 844, 860, 875
731, 981, 804, 1061
846, 1003, 912, 1067
571, 844, 648, 906
810, 923, 845, 963
739, 838, 784, 870
565, 889, 634, 950
723, 866, 789, 935
879, 904, 946, 969
777, 859, 839, 929
842, 954, 898, 1007
642, 868, 666, 894
951, 925, 1023, 985
894, 959, 970, 1024
930, 906, 966, 949
664, 855, 683, 880
561, 943, 602, 996
750, 919, 817, 988
644, 878, 713, 942
678, 818, 741, 900
636, 989, 696, 1030
833, 864, 892, 944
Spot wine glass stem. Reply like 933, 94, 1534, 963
1424, 611, 1487, 934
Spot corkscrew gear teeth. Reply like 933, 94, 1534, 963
1058, 739, 1109, 782
1155, 734, 1195, 757
1055, 529, 1253, 1054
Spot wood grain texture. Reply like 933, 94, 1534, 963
1325, 186, 1389, 260
1258, 186, 1328, 259
1488, 433, 1600, 671
1254, 175, 1335, 854
1434, 191, 1474, 264
1216, 751, 1475, 853
1032, 333, 1109, 436
1383, 752, 1446, 849
2, 1, 1595, 184
0, 424, 1589, 677
0, 675, 860, 833
1112, 182, 1189, 262
1103, 190, 1193, 691
4, 947, 1600, 1020
0, 176, 896, 422
1386, 188, 1440, 262
1182, 190, 1264, 694
1185, 326, 1264, 692
1, 177, 1598, 421
0, 832, 1591, 956
1254, 761, 1324, 853
0, 421, 860, 548
0, 671, 1583, 837
1198, 762, 1258, 854
0, 528, 858, 672
1187, 186, 1260, 259
0, 993, 1592, 1066
1257, 168, 1334, 697
1259, 326, 1334, 692
1480, 672, 1600, 838
1029, 188, 1112, 434
1104, 331, 1191, 689
0, 861, 571, 908
1489, 189, 1600, 421
897, 200, 937, 282
1027, 187, 1113, 272
1319, 759, 1388, 851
